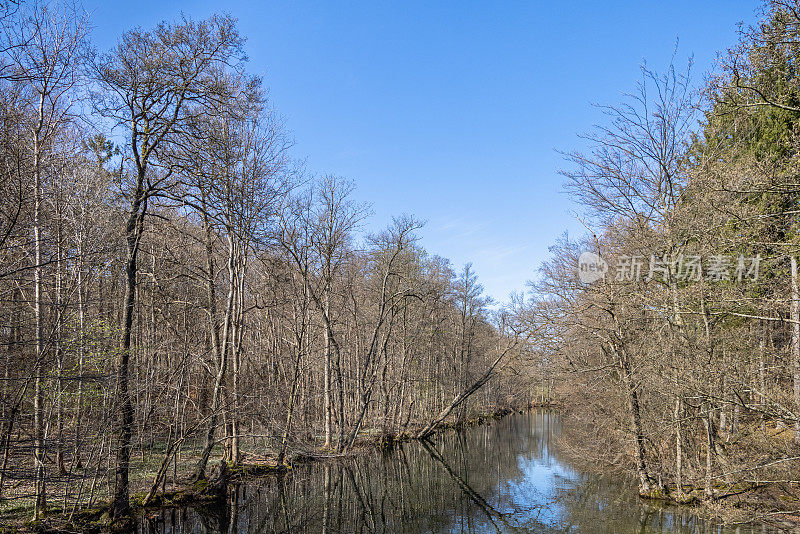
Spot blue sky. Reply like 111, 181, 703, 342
83, 1, 757, 303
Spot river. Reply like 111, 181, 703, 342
137, 410, 779, 533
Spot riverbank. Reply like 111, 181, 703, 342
639, 482, 800, 532
15, 404, 793, 533
9, 408, 795, 533
5, 405, 538, 533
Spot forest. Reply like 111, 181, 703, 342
7, 0, 800, 529
527, 0, 800, 520
0, 0, 534, 525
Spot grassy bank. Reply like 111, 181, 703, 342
1, 406, 532, 533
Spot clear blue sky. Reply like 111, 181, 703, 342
83, 0, 757, 304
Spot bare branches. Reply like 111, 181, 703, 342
561, 56, 697, 230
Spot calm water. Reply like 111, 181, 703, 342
137, 411, 779, 533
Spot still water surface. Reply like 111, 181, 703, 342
138, 411, 779, 533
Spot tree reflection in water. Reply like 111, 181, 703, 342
138, 411, 779, 533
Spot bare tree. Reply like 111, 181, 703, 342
93, 14, 244, 520
2, 0, 88, 517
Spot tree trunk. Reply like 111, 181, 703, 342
323, 287, 332, 448
674, 396, 683, 496
617, 348, 652, 495
32, 134, 46, 519
194, 233, 235, 480
109, 176, 146, 520
74, 240, 85, 469
230, 258, 245, 465
416, 346, 510, 440
792, 256, 800, 442
759, 321, 767, 434
277, 341, 303, 465
55, 202, 66, 476
704, 406, 715, 500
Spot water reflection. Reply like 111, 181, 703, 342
137, 411, 778, 533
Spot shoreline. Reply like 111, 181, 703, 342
639, 483, 800, 531
12, 404, 794, 533
12, 405, 541, 533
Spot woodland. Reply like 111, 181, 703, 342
6, 0, 800, 529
